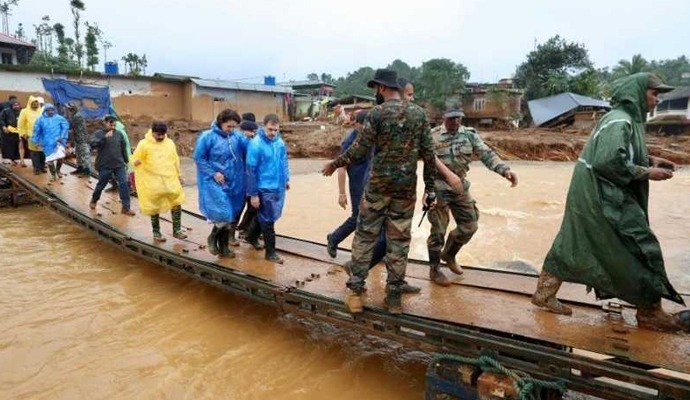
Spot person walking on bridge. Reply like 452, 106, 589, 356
321, 69, 437, 315
89, 115, 135, 216
426, 106, 518, 285
133, 121, 187, 243
32, 103, 70, 182
194, 109, 247, 258
65, 103, 92, 178
245, 114, 290, 264
532, 73, 690, 333
18, 96, 43, 174
0, 99, 22, 166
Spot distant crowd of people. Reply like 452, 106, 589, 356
1, 69, 688, 333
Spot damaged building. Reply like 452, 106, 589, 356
647, 87, 690, 134
528, 92, 610, 131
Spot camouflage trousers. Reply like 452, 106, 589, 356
426, 188, 479, 253
346, 191, 415, 294
75, 142, 92, 171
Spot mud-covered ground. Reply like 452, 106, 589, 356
109, 117, 690, 164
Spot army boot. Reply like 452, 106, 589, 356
531, 271, 572, 315
206, 226, 221, 255
441, 239, 464, 275
346, 291, 364, 313
429, 249, 451, 287
384, 286, 403, 314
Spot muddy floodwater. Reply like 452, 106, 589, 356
2, 160, 689, 399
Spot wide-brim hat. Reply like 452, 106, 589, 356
367, 69, 401, 90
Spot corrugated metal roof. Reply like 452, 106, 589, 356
528, 92, 610, 127
660, 87, 690, 101
278, 80, 336, 88
191, 78, 292, 94
0, 32, 36, 47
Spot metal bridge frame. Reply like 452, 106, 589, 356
4, 168, 690, 400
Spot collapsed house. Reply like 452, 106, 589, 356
528, 92, 610, 130
647, 87, 690, 134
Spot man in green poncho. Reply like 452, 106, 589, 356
532, 73, 690, 333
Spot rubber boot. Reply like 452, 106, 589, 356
228, 223, 239, 247
206, 226, 221, 255
151, 214, 166, 243
263, 224, 283, 264
171, 207, 187, 239
636, 302, 689, 333
245, 219, 264, 250
48, 163, 57, 182
531, 271, 572, 315
384, 286, 403, 314
441, 240, 464, 275
429, 250, 451, 287
346, 290, 364, 313
79, 167, 91, 178
217, 227, 235, 258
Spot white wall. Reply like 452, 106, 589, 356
0, 70, 154, 97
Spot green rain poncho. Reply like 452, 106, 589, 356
543, 73, 684, 307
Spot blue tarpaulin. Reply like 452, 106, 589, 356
41, 78, 112, 119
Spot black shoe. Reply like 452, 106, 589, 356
70, 167, 83, 175
218, 227, 235, 258
207, 226, 221, 255
326, 234, 337, 258
265, 252, 284, 264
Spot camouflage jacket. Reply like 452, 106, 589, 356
431, 124, 509, 192
68, 112, 88, 146
333, 99, 436, 198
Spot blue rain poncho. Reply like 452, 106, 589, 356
246, 128, 290, 223
31, 104, 69, 158
193, 122, 248, 223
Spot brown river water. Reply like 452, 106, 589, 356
1, 160, 689, 399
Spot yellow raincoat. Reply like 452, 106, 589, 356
17, 96, 43, 151
132, 130, 185, 216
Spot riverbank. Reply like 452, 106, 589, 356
112, 118, 690, 164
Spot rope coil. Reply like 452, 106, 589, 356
430, 353, 567, 400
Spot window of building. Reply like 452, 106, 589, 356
473, 97, 486, 111
657, 98, 689, 112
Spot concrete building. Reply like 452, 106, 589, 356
461, 79, 524, 129
0, 68, 292, 123
648, 87, 690, 134
0, 33, 35, 65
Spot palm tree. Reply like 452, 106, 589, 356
0, 0, 19, 35
613, 54, 650, 78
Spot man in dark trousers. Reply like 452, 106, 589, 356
89, 115, 135, 216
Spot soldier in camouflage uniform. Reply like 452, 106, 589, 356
427, 107, 518, 282
322, 69, 437, 314
65, 103, 92, 177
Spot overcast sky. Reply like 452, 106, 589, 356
10, 0, 690, 83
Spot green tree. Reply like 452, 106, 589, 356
53, 23, 69, 63
385, 59, 415, 80
122, 52, 147, 75
612, 54, 650, 78
415, 58, 470, 109
306, 72, 319, 81
84, 22, 100, 70
333, 66, 375, 97
320, 73, 335, 85
650, 56, 690, 86
70, 0, 85, 67
28, 50, 80, 70
0, 0, 19, 35
515, 35, 595, 101
32, 15, 53, 57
